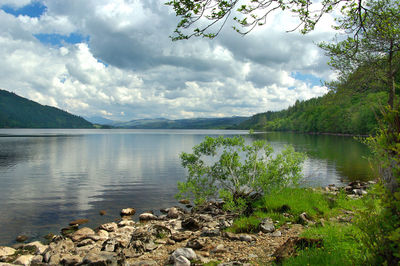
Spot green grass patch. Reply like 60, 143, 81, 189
281, 222, 363, 265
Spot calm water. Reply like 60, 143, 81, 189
0, 129, 372, 245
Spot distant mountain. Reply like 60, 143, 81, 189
85, 116, 116, 125
113, 116, 249, 129
0, 89, 93, 128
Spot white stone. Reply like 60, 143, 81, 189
0, 246, 16, 257
174, 255, 191, 266
118, 219, 135, 227
171, 248, 197, 261
97, 229, 109, 241
139, 213, 158, 221
71, 227, 95, 242
167, 207, 180, 219
13, 255, 34, 265
25, 241, 48, 254
121, 208, 136, 216
99, 222, 118, 232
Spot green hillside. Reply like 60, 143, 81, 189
0, 89, 93, 128
113, 117, 248, 129
237, 63, 400, 135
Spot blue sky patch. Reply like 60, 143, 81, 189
1, 1, 46, 18
34, 33, 89, 46
292, 72, 323, 87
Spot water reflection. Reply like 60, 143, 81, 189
0, 129, 371, 245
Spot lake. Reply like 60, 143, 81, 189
0, 129, 372, 245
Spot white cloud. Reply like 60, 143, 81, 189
0, 0, 337, 120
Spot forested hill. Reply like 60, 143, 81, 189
0, 89, 93, 128
238, 87, 388, 135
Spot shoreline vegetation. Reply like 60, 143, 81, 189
0, 181, 374, 265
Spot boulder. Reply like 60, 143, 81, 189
82, 251, 119, 265
182, 217, 201, 231
167, 207, 180, 219
174, 255, 191, 266
186, 238, 207, 250
125, 259, 158, 265
0, 246, 16, 257
259, 218, 275, 233
31, 255, 43, 264
15, 235, 28, 243
71, 227, 95, 242
13, 255, 34, 265
24, 241, 48, 254
170, 248, 197, 263
121, 208, 136, 216
119, 219, 135, 227
97, 229, 110, 241
271, 230, 282, 237
239, 234, 253, 242
59, 254, 83, 265
139, 213, 158, 221
99, 222, 118, 232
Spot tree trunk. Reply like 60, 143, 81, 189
388, 41, 395, 108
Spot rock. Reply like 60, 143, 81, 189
186, 238, 206, 250
61, 225, 79, 236
123, 248, 140, 259
144, 242, 158, 252
271, 230, 282, 237
299, 212, 314, 225
171, 232, 191, 242
220, 262, 251, 266
139, 212, 158, 221
82, 251, 118, 265
77, 239, 95, 247
148, 224, 172, 239
102, 239, 119, 252
0, 246, 16, 257
99, 210, 107, 216
170, 248, 197, 262
239, 234, 253, 242
213, 244, 226, 253
167, 207, 180, 219
31, 255, 43, 264
259, 218, 275, 233
179, 199, 190, 205
15, 235, 28, 243
121, 208, 136, 216
273, 237, 323, 263
59, 254, 82, 265
174, 255, 191, 266
119, 219, 135, 227
69, 218, 89, 226
97, 229, 110, 241
200, 228, 220, 237
166, 239, 176, 245
71, 227, 95, 242
100, 222, 118, 232
125, 259, 158, 265
182, 217, 201, 231
25, 241, 48, 254
224, 232, 240, 241
13, 255, 34, 265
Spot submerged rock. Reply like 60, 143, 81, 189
121, 208, 136, 217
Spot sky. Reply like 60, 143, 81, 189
0, 0, 338, 121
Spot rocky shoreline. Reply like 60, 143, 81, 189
0, 181, 374, 265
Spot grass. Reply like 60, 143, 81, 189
281, 223, 363, 265
225, 186, 371, 265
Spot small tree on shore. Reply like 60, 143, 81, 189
176, 136, 305, 212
